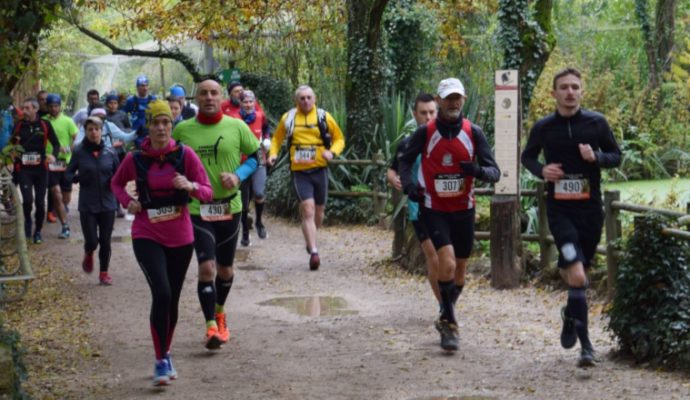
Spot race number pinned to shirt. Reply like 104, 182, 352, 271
293, 145, 317, 164
434, 173, 464, 198
554, 175, 590, 200
200, 200, 232, 222
147, 206, 182, 223
21, 152, 41, 166
48, 160, 67, 172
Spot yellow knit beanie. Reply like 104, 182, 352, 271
146, 99, 173, 125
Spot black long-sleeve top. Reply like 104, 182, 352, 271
65, 141, 120, 213
398, 115, 501, 192
521, 108, 621, 207
12, 118, 60, 171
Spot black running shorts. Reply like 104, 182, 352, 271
292, 168, 328, 205
411, 219, 429, 242
48, 171, 73, 193
191, 214, 241, 267
547, 203, 604, 269
420, 207, 475, 258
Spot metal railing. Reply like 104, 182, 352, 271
0, 170, 33, 303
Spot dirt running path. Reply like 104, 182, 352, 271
36, 210, 690, 399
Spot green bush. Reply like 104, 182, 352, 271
264, 160, 300, 221
607, 213, 690, 368
0, 320, 27, 399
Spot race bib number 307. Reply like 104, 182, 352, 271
434, 174, 464, 198
554, 178, 590, 200
293, 146, 316, 164
147, 206, 182, 223
200, 202, 232, 222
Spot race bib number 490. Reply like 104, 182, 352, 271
48, 160, 67, 172
200, 202, 232, 222
554, 178, 590, 200
22, 153, 41, 166
147, 206, 182, 223
434, 174, 464, 198
293, 146, 316, 164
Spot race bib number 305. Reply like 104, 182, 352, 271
554, 178, 590, 200
22, 153, 41, 166
48, 160, 67, 172
147, 206, 182, 223
434, 174, 464, 198
200, 202, 232, 222
293, 146, 316, 164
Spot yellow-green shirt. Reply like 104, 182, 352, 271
173, 116, 259, 215
43, 113, 78, 163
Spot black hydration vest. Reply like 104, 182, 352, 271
133, 144, 190, 209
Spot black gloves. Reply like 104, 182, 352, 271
404, 183, 424, 203
460, 161, 482, 178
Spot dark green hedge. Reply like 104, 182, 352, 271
607, 213, 690, 368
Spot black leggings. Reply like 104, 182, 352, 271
19, 170, 47, 235
133, 239, 193, 360
80, 211, 115, 272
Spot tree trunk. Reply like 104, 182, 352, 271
345, 0, 389, 156
498, 0, 555, 119
635, 0, 679, 92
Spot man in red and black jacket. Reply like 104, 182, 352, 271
13, 97, 60, 244
398, 78, 500, 352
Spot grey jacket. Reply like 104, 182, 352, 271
65, 142, 120, 213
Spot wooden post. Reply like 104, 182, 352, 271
490, 195, 523, 288
490, 69, 522, 289
537, 181, 556, 270
391, 189, 405, 259
605, 190, 621, 299
372, 152, 386, 227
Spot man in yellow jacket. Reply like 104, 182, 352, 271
268, 85, 345, 271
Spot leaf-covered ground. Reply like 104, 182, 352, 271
2, 214, 690, 399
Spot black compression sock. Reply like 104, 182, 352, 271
450, 284, 464, 305
438, 280, 457, 325
241, 209, 249, 232
567, 287, 591, 347
215, 276, 234, 307
197, 281, 216, 322
255, 202, 264, 226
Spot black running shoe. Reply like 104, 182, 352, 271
560, 306, 577, 349
578, 344, 597, 367
240, 232, 250, 247
256, 223, 267, 239
434, 317, 443, 334
438, 319, 459, 352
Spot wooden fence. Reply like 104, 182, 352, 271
0, 170, 33, 303
327, 153, 389, 226
392, 180, 690, 296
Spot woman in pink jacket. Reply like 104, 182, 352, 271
111, 100, 213, 386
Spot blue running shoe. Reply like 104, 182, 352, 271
153, 360, 170, 386
58, 224, 70, 239
164, 353, 177, 380
32, 232, 43, 244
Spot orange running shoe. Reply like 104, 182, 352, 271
205, 325, 222, 350
215, 312, 230, 343
46, 211, 57, 223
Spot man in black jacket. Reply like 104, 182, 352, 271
521, 67, 621, 367
13, 98, 60, 244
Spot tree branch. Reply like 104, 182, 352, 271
73, 22, 204, 82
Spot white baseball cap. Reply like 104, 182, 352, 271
437, 78, 466, 99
